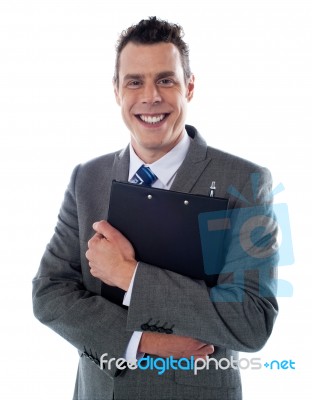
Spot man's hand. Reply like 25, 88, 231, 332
86, 220, 137, 291
139, 332, 215, 359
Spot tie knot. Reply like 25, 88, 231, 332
131, 165, 158, 186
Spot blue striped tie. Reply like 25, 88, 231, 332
130, 165, 158, 186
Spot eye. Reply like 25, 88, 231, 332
127, 80, 142, 88
157, 78, 174, 86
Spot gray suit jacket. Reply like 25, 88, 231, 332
32, 125, 278, 400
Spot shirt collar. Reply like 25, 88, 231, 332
128, 131, 191, 187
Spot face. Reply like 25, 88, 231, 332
114, 42, 194, 163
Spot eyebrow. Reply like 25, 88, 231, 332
122, 71, 177, 82
155, 71, 177, 80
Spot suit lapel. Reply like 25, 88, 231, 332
111, 146, 131, 182
100, 146, 130, 220
170, 125, 212, 193
108, 125, 211, 197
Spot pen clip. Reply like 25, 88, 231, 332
209, 181, 216, 197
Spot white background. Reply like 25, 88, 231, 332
0, 0, 311, 398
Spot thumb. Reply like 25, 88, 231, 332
93, 220, 129, 245
92, 220, 112, 236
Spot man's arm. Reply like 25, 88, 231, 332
32, 166, 134, 377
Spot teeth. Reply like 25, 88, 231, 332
139, 114, 166, 124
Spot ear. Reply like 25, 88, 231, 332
186, 74, 195, 102
114, 82, 121, 106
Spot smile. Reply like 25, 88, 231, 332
137, 114, 169, 125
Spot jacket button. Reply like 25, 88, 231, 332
150, 325, 158, 332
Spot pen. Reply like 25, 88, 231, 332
209, 181, 216, 197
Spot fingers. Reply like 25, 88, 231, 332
86, 233, 104, 256
201, 344, 215, 355
208, 344, 214, 354
188, 342, 214, 358
92, 220, 115, 240
195, 341, 214, 354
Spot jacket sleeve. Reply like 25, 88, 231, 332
32, 165, 131, 377
126, 167, 279, 352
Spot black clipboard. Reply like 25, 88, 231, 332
102, 181, 229, 305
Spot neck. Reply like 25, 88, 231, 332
131, 133, 185, 164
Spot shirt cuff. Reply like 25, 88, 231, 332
124, 331, 145, 362
123, 263, 139, 307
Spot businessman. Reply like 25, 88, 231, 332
33, 17, 279, 399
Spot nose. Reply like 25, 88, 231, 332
141, 82, 162, 104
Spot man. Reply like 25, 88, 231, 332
33, 17, 278, 400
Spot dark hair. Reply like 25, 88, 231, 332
113, 16, 191, 86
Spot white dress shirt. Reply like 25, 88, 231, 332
123, 131, 191, 361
